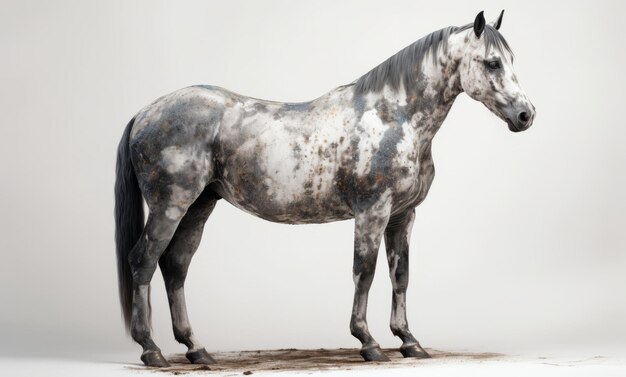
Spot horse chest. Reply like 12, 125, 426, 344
414, 155, 435, 203
391, 146, 435, 213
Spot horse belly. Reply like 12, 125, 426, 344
213, 171, 353, 224
214, 182, 353, 224
214, 132, 354, 224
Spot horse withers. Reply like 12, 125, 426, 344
114, 10, 535, 367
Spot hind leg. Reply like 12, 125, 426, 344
129, 181, 209, 366
129, 210, 186, 367
159, 190, 217, 364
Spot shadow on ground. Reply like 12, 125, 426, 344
128, 348, 504, 375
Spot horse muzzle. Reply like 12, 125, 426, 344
505, 103, 535, 132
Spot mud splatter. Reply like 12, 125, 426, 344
127, 348, 504, 375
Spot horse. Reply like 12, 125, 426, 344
114, 10, 535, 367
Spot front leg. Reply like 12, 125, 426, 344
350, 194, 393, 362
384, 209, 430, 358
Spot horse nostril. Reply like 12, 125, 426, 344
518, 111, 530, 124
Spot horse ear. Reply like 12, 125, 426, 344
494, 9, 504, 30
474, 11, 486, 38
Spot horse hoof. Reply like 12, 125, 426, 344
186, 348, 216, 364
400, 343, 430, 358
360, 346, 390, 362
141, 350, 170, 367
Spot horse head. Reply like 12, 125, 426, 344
459, 11, 536, 132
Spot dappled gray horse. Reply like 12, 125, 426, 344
115, 11, 535, 367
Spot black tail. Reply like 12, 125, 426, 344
114, 117, 144, 333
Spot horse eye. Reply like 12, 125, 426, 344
485, 60, 501, 70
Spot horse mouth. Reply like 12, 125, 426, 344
506, 119, 524, 132
492, 106, 529, 133
506, 118, 524, 133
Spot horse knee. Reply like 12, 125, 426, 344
353, 260, 377, 286
391, 278, 409, 295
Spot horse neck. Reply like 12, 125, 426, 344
384, 35, 465, 141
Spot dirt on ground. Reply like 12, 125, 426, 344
128, 348, 504, 375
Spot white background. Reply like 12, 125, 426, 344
1, 0, 625, 363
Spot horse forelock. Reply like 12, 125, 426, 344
463, 23, 514, 60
